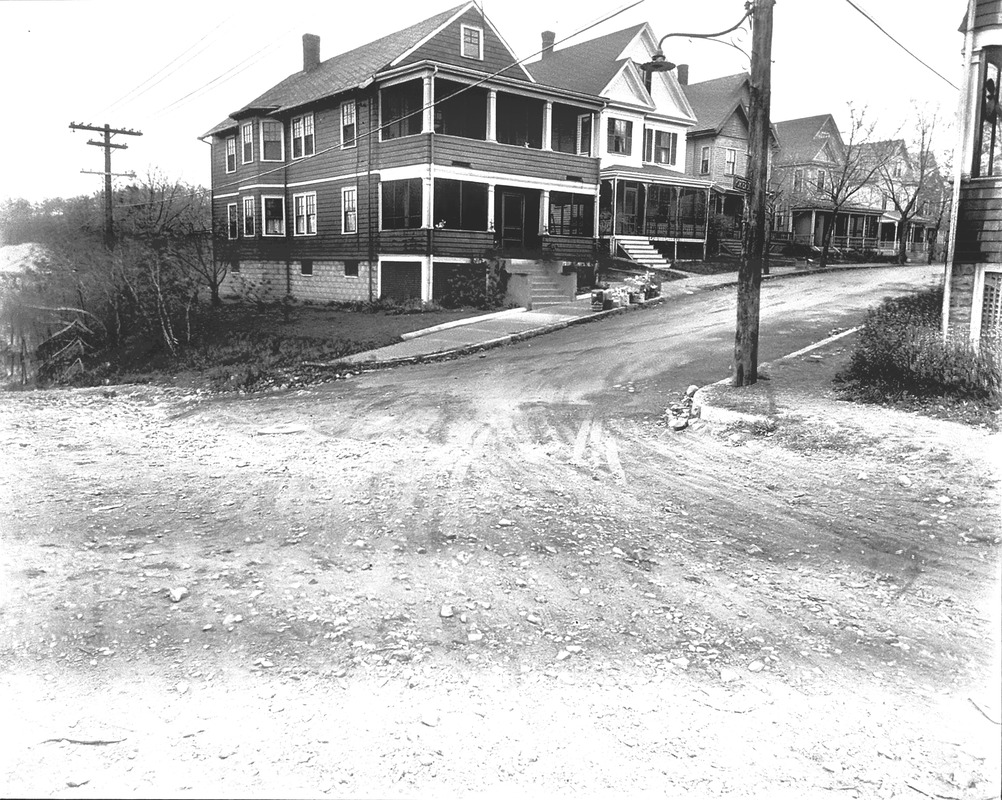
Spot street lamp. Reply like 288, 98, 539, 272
638, 9, 752, 74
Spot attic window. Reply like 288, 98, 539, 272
461, 24, 483, 60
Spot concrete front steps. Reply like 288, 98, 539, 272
616, 236, 673, 270
507, 259, 576, 307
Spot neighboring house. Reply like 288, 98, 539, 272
854, 139, 937, 257
528, 24, 711, 265
681, 72, 778, 248
772, 116, 934, 256
202, 2, 606, 306
944, 0, 1002, 342
771, 114, 848, 248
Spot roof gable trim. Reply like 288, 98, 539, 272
390, 2, 475, 67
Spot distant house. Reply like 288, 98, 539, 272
771, 116, 934, 257
944, 0, 1002, 342
200, 3, 715, 308
681, 72, 778, 249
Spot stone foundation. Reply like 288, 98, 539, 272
221, 260, 375, 304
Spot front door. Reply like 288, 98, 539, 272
623, 186, 638, 234
501, 192, 526, 250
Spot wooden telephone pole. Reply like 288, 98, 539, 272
733, 0, 775, 386
69, 122, 143, 247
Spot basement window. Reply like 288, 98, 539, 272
300, 259, 313, 276
344, 259, 360, 277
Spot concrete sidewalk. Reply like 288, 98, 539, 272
332, 263, 895, 369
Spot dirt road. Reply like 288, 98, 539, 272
1, 268, 999, 798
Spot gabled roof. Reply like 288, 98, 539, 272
773, 114, 844, 165
682, 73, 749, 135
203, 3, 473, 137
527, 24, 647, 96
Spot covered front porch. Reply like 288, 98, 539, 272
777, 206, 932, 256
599, 168, 713, 262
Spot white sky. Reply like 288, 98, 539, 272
0, 0, 965, 204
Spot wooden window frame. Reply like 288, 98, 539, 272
261, 195, 286, 237
460, 24, 484, 61
225, 137, 236, 173
341, 101, 357, 149
342, 186, 358, 235
725, 148, 737, 176
260, 120, 285, 162
700, 146, 710, 174
293, 191, 317, 236
291, 113, 315, 159
226, 202, 238, 239
576, 114, 592, 156
607, 118, 632, 156
344, 259, 360, 277
241, 123, 254, 164
242, 196, 255, 237
300, 259, 314, 276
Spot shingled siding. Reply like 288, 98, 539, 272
396, 6, 529, 81
954, 182, 1002, 265
221, 259, 375, 303
974, 0, 1002, 29
433, 137, 599, 184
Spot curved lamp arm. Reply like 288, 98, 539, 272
641, 8, 752, 72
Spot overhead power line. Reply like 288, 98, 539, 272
842, 0, 958, 90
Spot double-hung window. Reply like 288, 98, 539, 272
225, 137, 236, 173
461, 24, 483, 60
700, 146, 710, 174
643, 129, 678, 165
817, 169, 826, 191
794, 168, 804, 191
242, 197, 255, 237
241, 123, 254, 163
262, 196, 286, 236
291, 113, 315, 158
342, 187, 358, 234
725, 148, 737, 175
260, 120, 284, 161
607, 118, 632, 155
293, 192, 316, 235
226, 203, 238, 239
341, 101, 356, 149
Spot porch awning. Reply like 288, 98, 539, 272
600, 164, 712, 189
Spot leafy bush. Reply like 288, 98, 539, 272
836, 287, 1002, 401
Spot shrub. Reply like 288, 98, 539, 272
836, 287, 1002, 401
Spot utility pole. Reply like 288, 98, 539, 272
733, 0, 775, 387
69, 122, 143, 248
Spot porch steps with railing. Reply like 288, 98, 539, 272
616, 236, 672, 270
507, 259, 576, 307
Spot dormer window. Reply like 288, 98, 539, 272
461, 24, 483, 60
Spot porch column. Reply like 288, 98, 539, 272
542, 101, 553, 151
422, 176, 433, 229
422, 73, 434, 134
487, 90, 497, 142
703, 187, 711, 261
487, 183, 496, 233
810, 209, 817, 246
591, 112, 599, 158
540, 189, 550, 235
593, 184, 601, 240
612, 178, 618, 242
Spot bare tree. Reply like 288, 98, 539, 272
876, 108, 942, 265
816, 106, 894, 269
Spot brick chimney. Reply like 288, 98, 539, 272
676, 63, 689, 86
303, 34, 320, 71
541, 31, 555, 59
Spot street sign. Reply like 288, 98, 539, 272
733, 176, 750, 193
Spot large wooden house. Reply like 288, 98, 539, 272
945, 0, 1002, 342
202, 3, 702, 305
